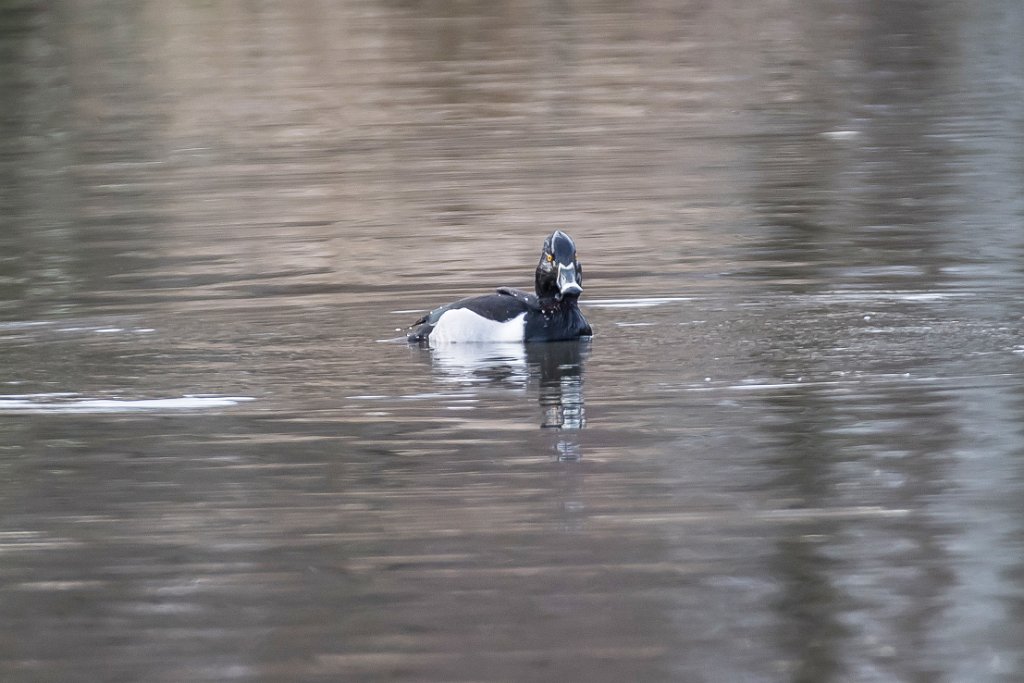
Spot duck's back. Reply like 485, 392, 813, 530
408, 291, 534, 344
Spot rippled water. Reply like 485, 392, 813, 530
3, 1, 1024, 681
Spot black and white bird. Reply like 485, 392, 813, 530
408, 231, 593, 345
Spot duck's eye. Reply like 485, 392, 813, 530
545, 253, 554, 263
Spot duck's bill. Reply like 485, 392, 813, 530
556, 264, 582, 299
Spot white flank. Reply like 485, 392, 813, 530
429, 308, 526, 345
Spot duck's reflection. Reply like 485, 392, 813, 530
427, 342, 530, 388
424, 341, 589, 458
528, 342, 587, 431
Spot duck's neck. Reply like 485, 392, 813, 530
538, 295, 579, 314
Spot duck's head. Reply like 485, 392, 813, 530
535, 230, 584, 301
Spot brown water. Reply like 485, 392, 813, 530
2, 2, 1024, 681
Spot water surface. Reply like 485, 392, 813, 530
2, 1, 1024, 681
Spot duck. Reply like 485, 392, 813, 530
408, 230, 593, 345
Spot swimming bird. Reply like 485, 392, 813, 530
408, 230, 593, 345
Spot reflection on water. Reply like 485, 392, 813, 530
426, 342, 588, 426
2, 0, 1024, 681
413, 339, 587, 454
425, 342, 529, 387
530, 342, 587, 433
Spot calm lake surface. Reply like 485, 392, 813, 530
3, 1, 1024, 681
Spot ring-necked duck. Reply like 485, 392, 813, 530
408, 230, 593, 345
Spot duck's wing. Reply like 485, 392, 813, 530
495, 286, 540, 310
